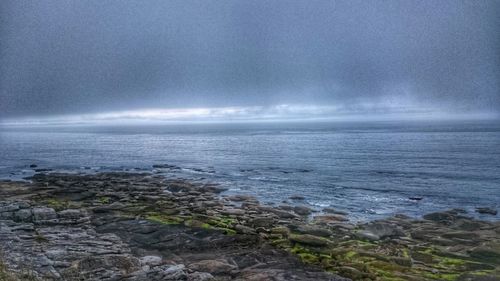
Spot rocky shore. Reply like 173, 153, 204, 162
0, 172, 499, 281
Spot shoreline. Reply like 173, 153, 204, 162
2, 166, 498, 224
0, 171, 499, 280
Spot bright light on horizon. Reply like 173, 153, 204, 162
1, 104, 498, 126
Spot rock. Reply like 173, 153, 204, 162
30, 164, 38, 168
249, 217, 275, 228
393, 214, 411, 220
454, 219, 487, 231
259, 206, 297, 219
469, 242, 500, 263
289, 195, 305, 200
442, 231, 478, 240
128, 263, 189, 280
429, 237, 456, 246
188, 259, 237, 275
278, 205, 294, 211
159, 264, 188, 280
457, 273, 500, 281
221, 208, 245, 216
322, 208, 348, 215
355, 230, 380, 241
475, 207, 497, 216
0, 212, 13, 219
189, 272, 215, 281
423, 211, 453, 222
0, 202, 21, 212
184, 219, 208, 228
162, 208, 180, 215
3, 171, 497, 281
270, 226, 290, 236
166, 182, 194, 193
423, 210, 466, 223
390, 257, 412, 267
451, 208, 468, 214
410, 229, 434, 241
409, 197, 423, 201
234, 224, 256, 235
313, 215, 348, 224
462, 262, 495, 271
32, 207, 57, 222
228, 195, 257, 202
237, 270, 286, 281
410, 251, 434, 264
199, 184, 227, 194
292, 225, 332, 237
338, 266, 363, 280
293, 206, 312, 216
58, 209, 86, 219
289, 234, 329, 247
35, 168, 53, 172
359, 221, 404, 240
152, 164, 178, 169
202, 201, 220, 208
13, 208, 32, 222
72, 254, 141, 277
139, 255, 162, 266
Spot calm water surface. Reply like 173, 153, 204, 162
1, 120, 499, 221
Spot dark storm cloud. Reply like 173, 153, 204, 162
1, 0, 499, 118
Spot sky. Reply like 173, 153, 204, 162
1, 0, 499, 122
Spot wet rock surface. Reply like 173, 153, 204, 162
0, 173, 346, 281
476, 208, 498, 216
0, 172, 498, 281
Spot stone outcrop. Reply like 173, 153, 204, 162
0, 172, 499, 281
0, 173, 347, 281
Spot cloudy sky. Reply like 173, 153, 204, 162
1, 0, 499, 122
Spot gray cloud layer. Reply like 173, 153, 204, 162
1, 0, 499, 118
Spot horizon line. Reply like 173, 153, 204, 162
1, 105, 498, 127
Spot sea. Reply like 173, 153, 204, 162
1, 120, 499, 221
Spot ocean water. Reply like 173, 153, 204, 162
1, 120, 499, 221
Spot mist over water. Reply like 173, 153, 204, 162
1, 1, 499, 222
1, 120, 499, 221
1, 1, 499, 118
